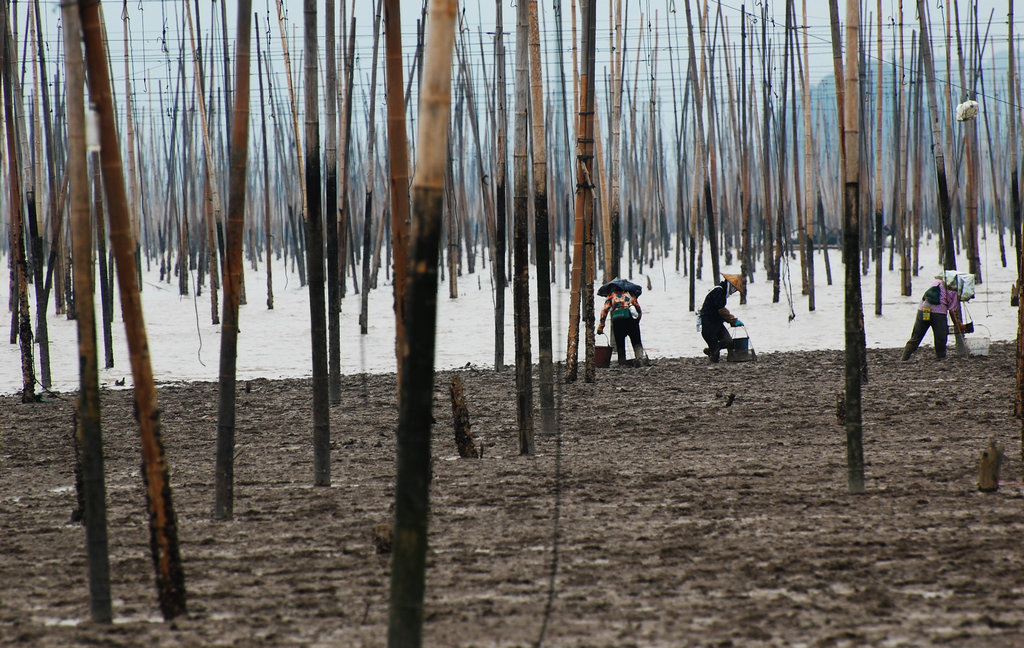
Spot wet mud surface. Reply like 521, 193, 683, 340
2, 344, 1023, 647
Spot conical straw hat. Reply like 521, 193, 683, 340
721, 273, 745, 294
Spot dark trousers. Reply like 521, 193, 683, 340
612, 316, 642, 364
906, 310, 949, 358
701, 323, 733, 354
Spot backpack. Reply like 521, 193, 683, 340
922, 285, 941, 305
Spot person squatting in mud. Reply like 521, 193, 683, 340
596, 281, 650, 367
699, 273, 745, 363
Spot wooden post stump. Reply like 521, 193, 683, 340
449, 376, 478, 458
977, 439, 1003, 492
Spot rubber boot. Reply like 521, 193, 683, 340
901, 342, 916, 361
632, 342, 650, 367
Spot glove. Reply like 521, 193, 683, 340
596, 325, 604, 335
732, 320, 743, 327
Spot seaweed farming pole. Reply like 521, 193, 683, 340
512, 0, 535, 452
25, 5, 51, 388
801, 0, 815, 310
339, 17, 357, 299
184, 0, 223, 325
873, 0, 884, 315
214, 0, 253, 522
840, 0, 865, 495
256, 17, 273, 309
1009, 0, 1021, 256
916, 0, 956, 271
384, 0, 411, 392
63, 0, 111, 621
580, 0, 598, 384
493, 0, 507, 371
565, 0, 598, 383
608, 0, 623, 281
360, 0, 384, 334
325, 0, 341, 405
387, 0, 456, 643
79, 0, 187, 618
528, 0, 555, 435
303, 0, 330, 487
683, 0, 709, 308
1, 0, 36, 403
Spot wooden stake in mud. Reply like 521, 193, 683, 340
78, 0, 187, 618
449, 377, 478, 458
841, 0, 865, 495
62, 1, 112, 622
387, 0, 457, 643
214, 0, 254, 521
493, 0, 508, 372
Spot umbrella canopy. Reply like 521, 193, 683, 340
597, 278, 643, 297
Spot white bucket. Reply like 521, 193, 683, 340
965, 336, 990, 357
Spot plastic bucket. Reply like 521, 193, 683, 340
732, 337, 749, 352
965, 336, 990, 357
595, 335, 613, 368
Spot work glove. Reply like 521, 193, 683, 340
732, 319, 743, 327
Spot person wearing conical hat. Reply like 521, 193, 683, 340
699, 273, 745, 363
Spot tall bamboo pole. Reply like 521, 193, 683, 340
79, 0, 187, 618
387, 0, 457, 643
527, 0, 555, 434
256, 18, 273, 309
841, 0, 865, 495
2, 1, 36, 403
493, 0, 507, 372
325, 0, 341, 405
360, 0, 384, 332
214, 0, 253, 522
304, 0, 330, 487
873, 0, 884, 316
917, 0, 956, 270
513, 0, 536, 453
580, 0, 598, 384
62, 1, 111, 622
384, 0, 411, 393
801, 0, 815, 310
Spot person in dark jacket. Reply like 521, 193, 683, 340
699, 273, 744, 363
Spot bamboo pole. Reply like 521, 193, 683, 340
801, 0, 815, 310
256, 18, 273, 309
527, 0, 555, 434
214, 0, 253, 521
841, 0, 865, 495
384, 0, 411, 393
325, 0, 341, 404
493, 0, 507, 371
916, 0, 956, 270
387, 0, 457, 643
512, 0, 535, 452
303, 0, 331, 487
63, 1, 111, 622
360, 0, 384, 332
26, 4, 51, 388
79, 0, 187, 617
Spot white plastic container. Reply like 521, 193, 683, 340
965, 336, 991, 357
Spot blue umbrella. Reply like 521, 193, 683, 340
597, 278, 642, 297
